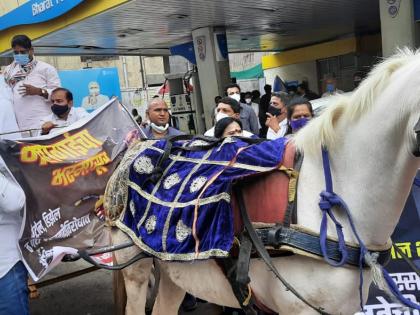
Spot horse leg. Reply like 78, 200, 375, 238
111, 228, 153, 315
151, 262, 186, 315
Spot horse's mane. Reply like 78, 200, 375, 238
294, 48, 419, 155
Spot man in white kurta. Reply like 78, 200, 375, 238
3, 35, 60, 131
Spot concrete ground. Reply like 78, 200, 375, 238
29, 260, 224, 315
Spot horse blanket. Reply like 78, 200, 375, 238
116, 137, 288, 261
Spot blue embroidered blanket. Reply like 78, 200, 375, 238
117, 137, 287, 261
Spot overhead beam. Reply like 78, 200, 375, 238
262, 37, 358, 69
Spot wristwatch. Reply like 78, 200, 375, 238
41, 88, 48, 98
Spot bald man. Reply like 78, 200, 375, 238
141, 98, 184, 139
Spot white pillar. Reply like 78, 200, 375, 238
192, 27, 231, 129
380, 0, 416, 57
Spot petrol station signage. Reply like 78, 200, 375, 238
0, 0, 85, 31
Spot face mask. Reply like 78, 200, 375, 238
267, 106, 282, 117
229, 93, 241, 103
245, 98, 252, 104
150, 122, 169, 134
51, 104, 69, 117
14, 54, 30, 66
290, 117, 310, 132
216, 112, 229, 122
326, 83, 335, 93
89, 87, 100, 96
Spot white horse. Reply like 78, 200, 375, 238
110, 49, 420, 315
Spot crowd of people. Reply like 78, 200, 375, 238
0, 34, 321, 315
136, 82, 316, 146
139, 82, 315, 144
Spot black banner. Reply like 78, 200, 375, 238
0, 99, 139, 280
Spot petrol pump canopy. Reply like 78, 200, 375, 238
0, 0, 380, 56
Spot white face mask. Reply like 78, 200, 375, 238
150, 122, 169, 134
229, 93, 241, 103
89, 87, 100, 96
245, 98, 252, 104
216, 112, 229, 122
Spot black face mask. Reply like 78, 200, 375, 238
51, 104, 69, 117
267, 105, 282, 117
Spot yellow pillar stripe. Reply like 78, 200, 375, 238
0, 0, 130, 54
262, 37, 358, 70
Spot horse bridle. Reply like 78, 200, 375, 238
413, 118, 420, 157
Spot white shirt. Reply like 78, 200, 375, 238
267, 119, 288, 140
0, 77, 26, 278
0, 156, 26, 278
82, 94, 110, 111
0, 76, 19, 139
5, 60, 61, 130
40, 107, 90, 134
321, 89, 344, 98
204, 127, 254, 138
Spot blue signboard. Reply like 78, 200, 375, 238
355, 173, 420, 314
58, 68, 122, 112
0, 0, 85, 31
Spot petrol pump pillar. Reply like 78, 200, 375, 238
192, 27, 231, 129
380, 0, 416, 57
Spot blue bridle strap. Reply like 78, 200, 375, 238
319, 147, 367, 309
319, 147, 420, 311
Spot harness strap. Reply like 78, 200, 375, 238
257, 226, 391, 267
236, 233, 253, 286
219, 249, 257, 315
234, 185, 331, 315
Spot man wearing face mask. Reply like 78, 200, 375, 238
3, 35, 60, 133
81, 81, 110, 111
141, 98, 184, 139
321, 77, 344, 98
225, 84, 259, 136
40, 88, 89, 135
204, 97, 254, 138
244, 91, 260, 129
265, 92, 289, 140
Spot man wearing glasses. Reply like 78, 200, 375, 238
265, 92, 289, 140
3, 35, 61, 134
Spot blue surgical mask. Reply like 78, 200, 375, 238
326, 83, 335, 93
290, 117, 310, 132
14, 54, 30, 66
